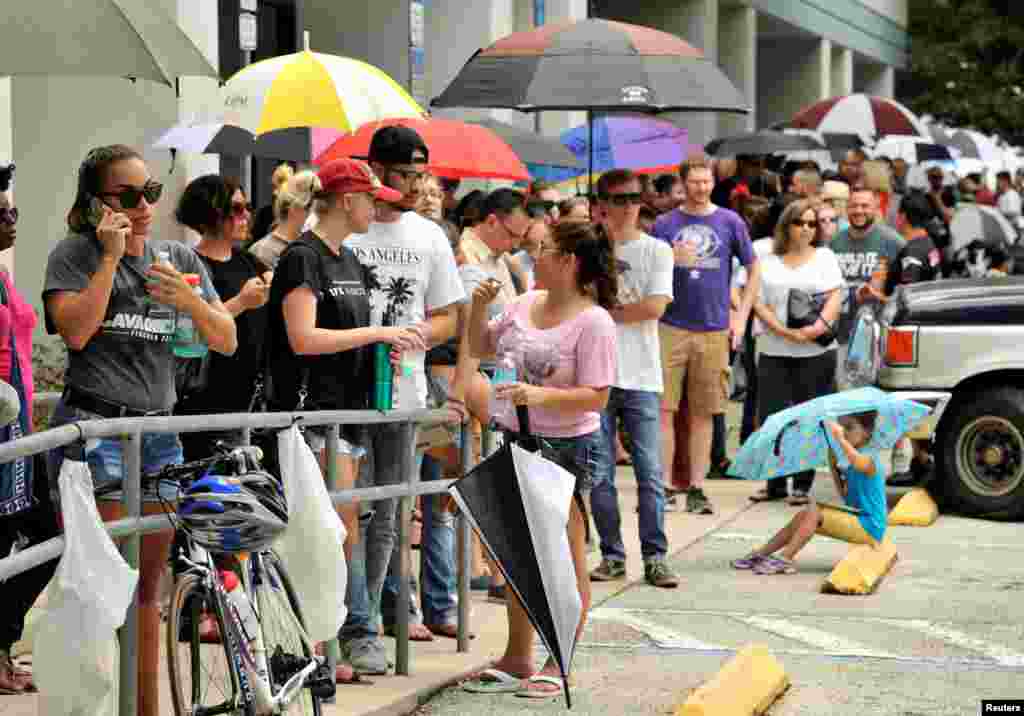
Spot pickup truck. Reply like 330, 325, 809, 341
849, 277, 1024, 519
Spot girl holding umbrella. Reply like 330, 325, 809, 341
463, 221, 618, 699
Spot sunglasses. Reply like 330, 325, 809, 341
230, 201, 253, 218
388, 166, 428, 182
602, 192, 644, 207
0, 208, 17, 226
100, 180, 163, 209
790, 220, 816, 229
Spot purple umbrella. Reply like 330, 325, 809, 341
560, 117, 692, 174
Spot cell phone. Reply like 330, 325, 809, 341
85, 196, 107, 229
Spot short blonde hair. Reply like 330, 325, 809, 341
271, 163, 295, 193
275, 170, 321, 221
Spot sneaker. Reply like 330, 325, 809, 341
753, 555, 797, 575
706, 459, 733, 480
643, 559, 679, 588
786, 490, 810, 506
487, 584, 506, 603
341, 637, 390, 676
730, 552, 764, 570
686, 487, 714, 514
589, 559, 627, 582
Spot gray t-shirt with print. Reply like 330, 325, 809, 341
43, 233, 219, 412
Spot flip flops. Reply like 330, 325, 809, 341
462, 668, 525, 694
516, 674, 565, 699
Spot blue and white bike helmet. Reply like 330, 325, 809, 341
178, 471, 288, 553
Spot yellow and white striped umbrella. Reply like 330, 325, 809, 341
221, 48, 424, 136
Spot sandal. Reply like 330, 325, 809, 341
516, 674, 565, 699
0, 652, 24, 695
753, 555, 797, 575
786, 490, 811, 506
749, 488, 787, 503
462, 667, 526, 694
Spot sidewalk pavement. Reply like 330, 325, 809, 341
0, 472, 761, 716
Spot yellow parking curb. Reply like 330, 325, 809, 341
888, 488, 939, 526
676, 644, 789, 716
821, 538, 898, 595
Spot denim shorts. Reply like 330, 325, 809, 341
47, 399, 184, 504
303, 424, 366, 458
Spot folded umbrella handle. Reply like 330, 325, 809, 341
772, 419, 800, 456
515, 405, 542, 451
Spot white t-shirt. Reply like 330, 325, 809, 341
756, 247, 844, 359
345, 211, 466, 408
613, 233, 674, 392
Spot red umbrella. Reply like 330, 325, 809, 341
315, 117, 530, 182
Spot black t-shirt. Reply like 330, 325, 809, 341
267, 233, 371, 411
885, 234, 941, 295
177, 248, 270, 414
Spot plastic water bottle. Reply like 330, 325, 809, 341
393, 317, 421, 410
490, 350, 518, 423
173, 274, 208, 358
146, 249, 173, 304
220, 570, 259, 644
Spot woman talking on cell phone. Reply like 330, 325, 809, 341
42, 145, 236, 716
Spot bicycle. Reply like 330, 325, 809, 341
97, 444, 334, 715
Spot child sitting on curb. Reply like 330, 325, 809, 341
731, 411, 888, 575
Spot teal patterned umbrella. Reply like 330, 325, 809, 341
728, 387, 931, 480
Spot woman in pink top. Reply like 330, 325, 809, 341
464, 221, 618, 699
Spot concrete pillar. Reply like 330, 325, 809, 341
718, 5, 756, 135
831, 46, 854, 98
756, 37, 830, 130
860, 63, 895, 98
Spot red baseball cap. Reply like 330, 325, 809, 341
316, 158, 402, 202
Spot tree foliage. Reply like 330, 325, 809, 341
904, 0, 1024, 142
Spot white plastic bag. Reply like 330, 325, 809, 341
274, 425, 348, 641
35, 459, 139, 716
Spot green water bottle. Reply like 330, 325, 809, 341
372, 343, 393, 410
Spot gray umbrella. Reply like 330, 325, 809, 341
2, 1, 217, 87
706, 130, 825, 157
949, 204, 1018, 253
466, 118, 583, 169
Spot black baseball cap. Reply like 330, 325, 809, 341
367, 125, 429, 165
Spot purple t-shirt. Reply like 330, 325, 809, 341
653, 206, 755, 332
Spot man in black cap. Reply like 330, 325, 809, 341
341, 125, 466, 674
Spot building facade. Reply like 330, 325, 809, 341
0, 0, 908, 334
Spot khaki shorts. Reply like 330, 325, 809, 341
816, 505, 878, 546
659, 324, 729, 416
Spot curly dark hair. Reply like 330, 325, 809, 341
551, 221, 619, 310
0, 164, 14, 193
67, 145, 142, 233
175, 174, 243, 236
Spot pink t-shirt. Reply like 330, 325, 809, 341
486, 291, 617, 438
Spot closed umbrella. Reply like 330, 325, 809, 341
706, 130, 825, 157
315, 117, 530, 181
222, 42, 424, 137
1, 1, 217, 86
790, 94, 930, 142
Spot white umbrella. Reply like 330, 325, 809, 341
2, 1, 217, 86
949, 204, 1018, 253
950, 130, 1003, 165
790, 94, 930, 144
873, 136, 955, 164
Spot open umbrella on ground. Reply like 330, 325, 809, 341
728, 387, 931, 481
466, 118, 583, 171
1, 1, 217, 86
560, 117, 693, 173
706, 130, 825, 157
790, 94, 930, 143
873, 136, 956, 164
949, 204, 1018, 253
449, 409, 581, 709
315, 117, 530, 181
221, 39, 424, 138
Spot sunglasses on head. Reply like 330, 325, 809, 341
602, 192, 644, 207
0, 208, 17, 226
99, 180, 163, 209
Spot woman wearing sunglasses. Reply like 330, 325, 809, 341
174, 175, 272, 461
749, 199, 843, 506
43, 145, 237, 716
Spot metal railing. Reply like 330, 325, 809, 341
0, 400, 478, 715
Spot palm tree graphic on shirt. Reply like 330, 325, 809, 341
382, 276, 416, 326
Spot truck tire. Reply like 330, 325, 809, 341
937, 387, 1024, 518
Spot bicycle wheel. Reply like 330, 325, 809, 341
167, 573, 246, 716
253, 552, 322, 716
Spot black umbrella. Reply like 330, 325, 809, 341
705, 130, 825, 157
431, 18, 749, 198
467, 118, 583, 170
449, 408, 581, 708
152, 122, 324, 162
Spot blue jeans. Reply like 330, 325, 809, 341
591, 388, 667, 562
381, 452, 456, 627
340, 422, 407, 642
46, 398, 183, 503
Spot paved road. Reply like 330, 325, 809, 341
416, 476, 1024, 716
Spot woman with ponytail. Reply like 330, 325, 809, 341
462, 221, 618, 699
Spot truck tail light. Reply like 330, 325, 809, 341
885, 326, 918, 366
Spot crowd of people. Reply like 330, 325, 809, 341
0, 124, 1014, 707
